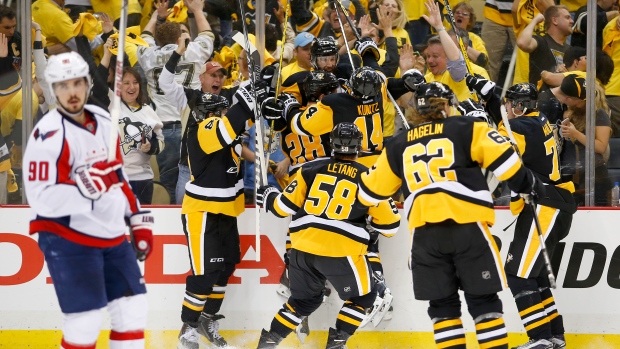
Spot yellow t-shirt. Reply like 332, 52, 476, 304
512, 0, 544, 85
469, 32, 488, 58
425, 62, 490, 102
381, 28, 411, 51
1, 89, 39, 139
281, 61, 310, 82
32, 0, 74, 47
92, 0, 142, 20
483, 0, 514, 27
603, 19, 620, 96
404, 0, 427, 21
559, 0, 586, 12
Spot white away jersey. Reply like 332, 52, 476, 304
137, 31, 214, 123
23, 105, 140, 247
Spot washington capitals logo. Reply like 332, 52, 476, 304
33, 128, 59, 141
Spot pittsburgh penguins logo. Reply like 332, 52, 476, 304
119, 117, 153, 155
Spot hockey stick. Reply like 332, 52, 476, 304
108, 0, 129, 162
331, 0, 409, 130
237, 0, 267, 262
440, 0, 480, 103
265, 3, 290, 165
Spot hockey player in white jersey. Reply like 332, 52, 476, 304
23, 51, 154, 349
137, 0, 214, 204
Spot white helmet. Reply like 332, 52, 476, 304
45, 52, 91, 116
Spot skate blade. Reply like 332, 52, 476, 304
371, 293, 394, 327
296, 318, 310, 344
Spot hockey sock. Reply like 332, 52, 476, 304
514, 291, 552, 340
539, 287, 565, 336
336, 301, 367, 336
432, 318, 466, 349
181, 291, 208, 323
203, 284, 226, 315
270, 302, 302, 339
475, 317, 508, 349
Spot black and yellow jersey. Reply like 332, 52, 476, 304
281, 105, 331, 174
281, 70, 313, 107
359, 116, 534, 230
290, 91, 387, 168
483, 93, 577, 215
0, 32, 22, 106
269, 158, 400, 257
182, 101, 253, 217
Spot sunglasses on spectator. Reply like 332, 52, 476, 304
455, 11, 470, 17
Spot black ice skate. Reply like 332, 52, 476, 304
197, 313, 227, 347
257, 329, 284, 348
325, 327, 351, 349
511, 338, 554, 349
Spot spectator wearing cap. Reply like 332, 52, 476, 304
560, 74, 613, 206
291, 0, 359, 39
280, 32, 315, 82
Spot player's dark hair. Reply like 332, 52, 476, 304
155, 21, 181, 47
122, 67, 147, 106
0, 5, 15, 21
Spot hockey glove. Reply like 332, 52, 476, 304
129, 211, 154, 261
457, 98, 488, 121
521, 170, 546, 203
261, 97, 284, 121
257, 185, 280, 212
278, 93, 301, 121
401, 69, 426, 92
234, 80, 271, 115
354, 37, 380, 61
465, 73, 496, 102
260, 63, 280, 89
76, 159, 124, 200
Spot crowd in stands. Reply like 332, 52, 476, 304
1, 0, 620, 206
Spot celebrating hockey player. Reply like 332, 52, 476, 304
467, 74, 576, 349
23, 52, 153, 349
255, 123, 401, 349
158, 33, 263, 349
358, 82, 545, 349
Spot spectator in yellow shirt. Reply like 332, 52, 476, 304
280, 32, 314, 82
452, 2, 489, 69
32, 0, 77, 55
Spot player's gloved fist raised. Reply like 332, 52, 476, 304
402, 69, 426, 92
465, 73, 496, 102
129, 211, 154, 261
235, 80, 271, 115
354, 37, 380, 61
76, 159, 124, 200
277, 92, 301, 120
261, 97, 284, 121
457, 98, 487, 121
257, 185, 280, 211
260, 63, 279, 88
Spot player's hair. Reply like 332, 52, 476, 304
265, 23, 278, 52
121, 67, 147, 106
544, 5, 570, 31
408, 98, 449, 125
376, 0, 407, 30
155, 22, 181, 47
453, 2, 477, 31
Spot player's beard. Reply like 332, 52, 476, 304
58, 92, 87, 117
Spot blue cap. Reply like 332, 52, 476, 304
294, 32, 315, 48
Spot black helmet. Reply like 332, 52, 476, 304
330, 122, 363, 155
505, 83, 538, 114
311, 37, 339, 69
414, 82, 456, 113
190, 92, 229, 122
303, 70, 339, 103
348, 67, 382, 99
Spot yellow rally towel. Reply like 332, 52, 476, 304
6, 168, 17, 193
109, 26, 150, 66
73, 13, 103, 41
168, 0, 188, 23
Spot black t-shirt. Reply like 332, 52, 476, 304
529, 35, 567, 85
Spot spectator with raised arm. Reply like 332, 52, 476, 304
137, 0, 214, 205
32, 0, 79, 55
